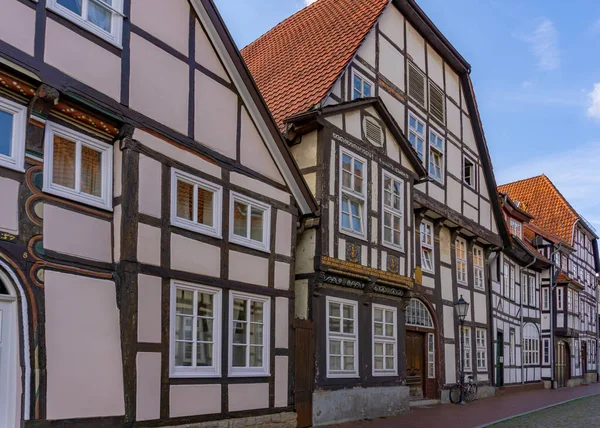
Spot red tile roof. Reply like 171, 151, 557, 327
498, 175, 579, 246
241, 0, 389, 128
555, 272, 584, 289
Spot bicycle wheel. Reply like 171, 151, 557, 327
449, 384, 462, 404
466, 383, 478, 402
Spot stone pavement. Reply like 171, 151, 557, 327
331, 383, 600, 428
489, 394, 600, 427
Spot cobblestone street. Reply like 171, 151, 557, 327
490, 394, 600, 427
334, 383, 600, 428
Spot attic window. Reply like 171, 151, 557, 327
429, 81, 445, 124
363, 116, 384, 147
463, 156, 476, 189
408, 63, 426, 108
352, 70, 373, 100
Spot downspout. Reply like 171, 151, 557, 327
550, 243, 563, 389
521, 255, 538, 385
488, 248, 501, 387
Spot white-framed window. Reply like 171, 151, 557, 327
509, 331, 515, 365
557, 287, 563, 311
476, 328, 487, 370
406, 299, 434, 328
574, 339, 580, 368
408, 112, 425, 161
47, 0, 124, 46
170, 281, 222, 377
463, 155, 476, 189
372, 304, 397, 376
229, 291, 271, 376
509, 219, 522, 239
351, 69, 373, 100
420, 220, 434, 273
327, 296, 358, 378
542, 287, 549, 310
427, 333, 435, 378
230, 192, 271, 252
509, 265, 515, 301
0, 96, 26, 172
568, 289, 573, 312
473, 246, 484, 290
456, 237, 467, 284
502, 261, 510, 297
463, 327, 472, 371
382, 172, 404, 250
428, 129, 444, 184
171, 169, 222, 238
340, 149, 367, 238
43, 121, 113, 210
522, 274, 528, 306
543, 338, 550, 364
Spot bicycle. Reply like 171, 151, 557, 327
449, 375, 478, 404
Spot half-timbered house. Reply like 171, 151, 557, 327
499, 175, 600, 388
243, 0, 509, 424
0, 0, 317, 427
490, 193, 552, 388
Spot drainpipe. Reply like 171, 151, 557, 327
488, 249, 501, 387
550, 244, 563, 389
521, 255, 538, 385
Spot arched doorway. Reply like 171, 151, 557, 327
405, 299, 437, 399
556, 340, 570, 388
0, 268, 20, 427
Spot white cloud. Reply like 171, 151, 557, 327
497, 142, 600, 231
518, 18, 560, 71
522, 81, 532, 88
587, 83, 600, 120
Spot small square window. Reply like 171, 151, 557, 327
48, 0, 124, 46
0, 96, 26, 172
230, 193, 271, 252
171, 169, 222, 238
352, 70, 373, 100
463, 156, 476, 189
43, 121, 113, 210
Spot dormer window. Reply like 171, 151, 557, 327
352, 70, 372, 100
509, 219, 522, 239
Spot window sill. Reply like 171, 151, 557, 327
0, 159, 25, 173
382, 241, 405, 254
339, 227, 367, 242
326, 373, 360, 379
43, 186, 113, 212
228, 370, 271, 378
169, 371, 221, 379
229, 235, 270, 253
171, 218, 221, 239
372, 371, 398, 377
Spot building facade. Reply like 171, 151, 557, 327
490, 194, 552, 387
0, 0, 316, 426
499, 175, 600, 389
243, 0, 509, 425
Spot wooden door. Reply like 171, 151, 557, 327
582, 341, 588, 374
496, 332, 504, 386
406, 331, 425, 398
295, 320, 314, 428
556, 341, 569, 388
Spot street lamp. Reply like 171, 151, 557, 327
454, 295, 470, 404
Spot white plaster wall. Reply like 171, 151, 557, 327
380, 91, 405, 134
274, 262, 290, 290
291, 131, 318, 169
429, 183, 444, 204
230, 172, 289, 205
195, 71, 237, 159
275, 210, 293, 257
296, 229, 316, 274
446, 178, 462, 213
371, 162, 378, 212
44, 204, 112, 263
445, 343, 457, 384
463, 203, 478, 223
379, 5, 404, 49
426, 45, 444, 88
473, 292, 487, 324
0, 177, 19, 235
137, 275, 162, 343
325, 113, 343, 130
130, 34, 189, 134
446, 102, 461, 138
406, 22, 425, 70
138, 154, 162, 218
443, 305, 455, 339
274, 356, 289, 408
170, 384, 221, 417
445, 66, 460, 103
480, 199, 491, 230
228, 383, 269, 412
446, 142, 461, 178
229, 251, 268, 286
45, 20, 121, 100
137, 224, 161, 266
0, 0, 35, 55
45, 271, 124, 419
345, 110, 362, 141
195, 21, 230, 81
464, 187, 478, 209
171, 234, 220, 277
131, 0, 189, 55
113, 204, 121, 262
380, 38, 405, 91
275, 297, 289, 348
136, 352, 161, 421
356, 30, 376, 68
462, 113, 477, 153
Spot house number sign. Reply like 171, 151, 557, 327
322, 274, 366, 290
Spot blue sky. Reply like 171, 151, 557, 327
214, 0, 600, 231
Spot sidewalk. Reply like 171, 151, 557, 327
332, 383, 600, 428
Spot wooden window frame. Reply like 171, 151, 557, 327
381, 171, 404, 252
229, 192, 271, 252
372, 304, 398, 377
171, 168, 223, 238
47, 0, 125, 47
0, 96, 26, 172
169, 281, 222, 378
43, 121, 113, 210
228, 291, 271, 377
326, 296, 359, 378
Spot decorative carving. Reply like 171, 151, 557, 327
372, 284, 404, 297
345, 242, 361, 264
320, 272, 366, 290
387, 255, 400, 274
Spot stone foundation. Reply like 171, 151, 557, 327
164, 412, 297, 428
583, 372, 598, 384
567, 377, 583, 388
312, 386, 410, 426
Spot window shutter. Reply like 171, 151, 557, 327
429, 81, 445, 124
364, 117, 383, 146
408, 63, 426, 108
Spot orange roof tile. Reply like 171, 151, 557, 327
241, 0, 389, 129
556, 272, 584, 289
498, 175, 580, 246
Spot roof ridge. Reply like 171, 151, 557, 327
497, 174, 546, 189
538, 174, 580, 220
